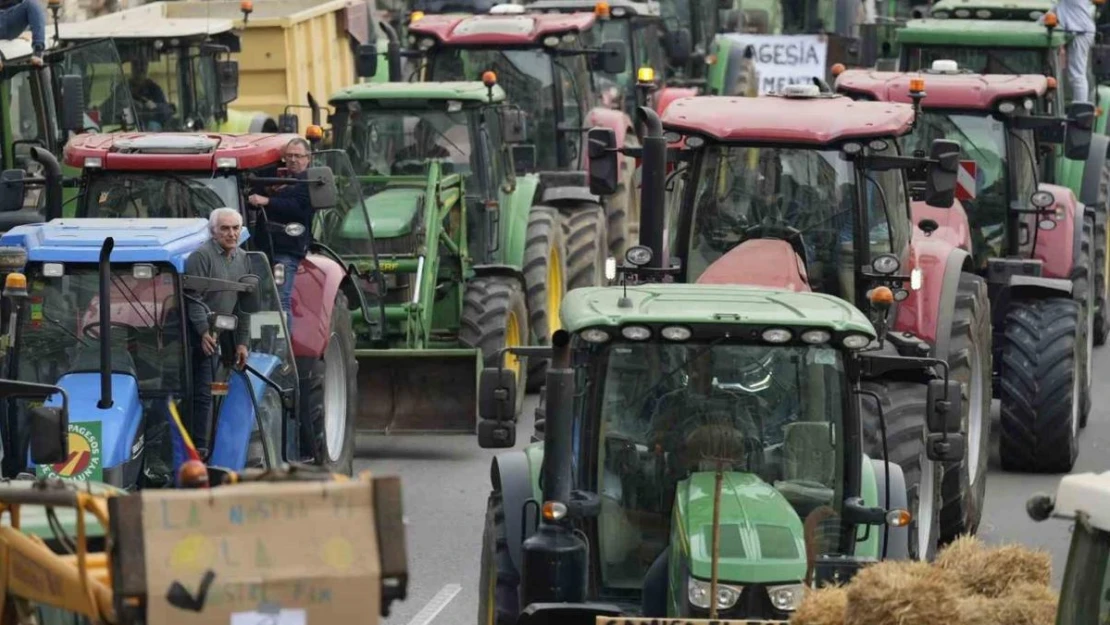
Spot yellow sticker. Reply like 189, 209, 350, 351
379, 261, 399, 272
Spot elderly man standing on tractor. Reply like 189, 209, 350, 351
1047, 0, 1098, 103
185, 207, 252, 458
247, 137, 314, 328
0, 0, 45, 69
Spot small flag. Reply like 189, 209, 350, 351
167, 397, 201, 463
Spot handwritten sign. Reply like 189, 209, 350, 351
595, 619, 791, 625
140, 479, 381, 625
721, 33, 829, 96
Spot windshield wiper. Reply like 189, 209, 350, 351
110, 274, 158, 328
39, 312, 90, 348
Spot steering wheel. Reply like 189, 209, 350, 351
82, 321, 141, 341
393, 159, 427, 175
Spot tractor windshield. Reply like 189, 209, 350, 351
330, 106, 473, 177
108, 49, 219, 131
684, 144, 906, 303
14, 263, 185, 395
80, 172, 237, 218
900, 45, 1048, 75
60, 39, 140, 133
591, 340, 847, 591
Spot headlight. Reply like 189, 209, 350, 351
998, 100, 1017, 114
871, 253, 900, 275
0, 246, 27, 270
621, 325, 651, 341
768, 584, 805, 611
801, 329, 831, 344
580, 328, 611, 343
1031, 190, 1055, 208
762, 328, 792, 343
661, 325, 691, 341
687, 577, 742, 610
842, 333, 872, 349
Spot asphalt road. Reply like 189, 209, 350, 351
357, 346, 1110, 625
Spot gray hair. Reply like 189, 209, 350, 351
284, 137, 311, 154
208, 207, 242, 233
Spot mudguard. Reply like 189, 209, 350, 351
654, 87, 699, 117
870, 457, 910, 561
539, 186, 602, 207
289, 252, 350, 360
490, 446, 544, 575
893, 240, 971, 349
910, 199, 972, 252
1034, 183, 1080, 279
498, 173, 543, 269
1008, 274, 1073, 300
695, 239, 812, 292
208, 353, 283, 470
40, 373, 143, 474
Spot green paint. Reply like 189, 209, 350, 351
559, 284, 877, 337
35, 420, 103, 483
188, 502, 201, 528
896, 17, 1067, 47
256, 537, 273, 567
342, 187, 425, 239
855, 454, 880, 558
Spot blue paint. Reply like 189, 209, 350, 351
0, 218, 251, 272
207, 353, 282, 470
29, 372, 143, 470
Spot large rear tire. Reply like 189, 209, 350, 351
938, 273, 991, 543
604, 153, 639, 258
301, 290, 357, 476
1074, 215, 1095, 428
998, 298, 1081, 473
859, 379, 940, 562
461, 276, 529, 418
523, 206, 567, 393
477, 491, 521, 625
563, 204, 609, 291
1093, 162, 1109, 346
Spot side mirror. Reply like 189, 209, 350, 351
60, 74, 86, 134
208, 312, 239, 332
595, 40, 629, 76
511, 144, 537, 176
926, 378, 962, 433
664, 28, 693, 66
30, 405, 69, 466
587, 127, 619, 196
478, 367, 517, 421
306, 166, 338, 209
924, 139, 959, 208
0, 169, 26, 212
278, 113, 299, 134
1065, 101, 1095, 161
238, 274, 261, 314
926, 432, 965, 462
1092, 43, 1110, 81
501, 108, 527, 144
217, 60, 239, 105
355, 43, 379, 79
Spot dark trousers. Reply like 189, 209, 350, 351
641, 546, 670, 617
190, 344, 217, 453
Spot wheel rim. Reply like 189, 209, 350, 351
324, 333, 348, 463
505, 309, 524, 380
547, 245, 563, 333
917, 453, 936, 559
966, 336, 986, 486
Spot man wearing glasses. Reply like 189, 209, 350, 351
247, 137, 314, 328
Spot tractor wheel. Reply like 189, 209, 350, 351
1093, 162, 1109, 346
461, 276, 529, 417
604, 153, 639, 258
478, 490, 521, 625
938, 272, 992, 544
859, 379, 940, 562
299, 290, 357, 475
563, 203, 609, 291
998, 297, 1082, 473
1073, 216, 1095, 428
523, 206, 567, 393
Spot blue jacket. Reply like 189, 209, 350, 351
260, 171, 313, 259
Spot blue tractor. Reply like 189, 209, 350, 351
0, 216, 311, 487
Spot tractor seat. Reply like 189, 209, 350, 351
774, 422, 836, 519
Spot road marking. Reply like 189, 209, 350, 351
404, 583, 461, 625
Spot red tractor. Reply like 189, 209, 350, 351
644, 84, 992, 551
61, 132, 363, 475
835, 66, 1096, 474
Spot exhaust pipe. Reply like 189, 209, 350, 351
637, 106, 667, 270
97, 237, 114, 409
381, 20, 403, 82
30, 147, 62, 221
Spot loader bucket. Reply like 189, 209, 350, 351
355, 348, 481, 433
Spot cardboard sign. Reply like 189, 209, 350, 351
595, 619, 790, 625
36, 421, 103, 482
721, 33, 829, 96
140, 479, 381, 625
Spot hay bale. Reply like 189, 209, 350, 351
936, 536, 1051, 597
792, 585, 848, 625
843, 560, 965, 625
956, 584, 1058, 625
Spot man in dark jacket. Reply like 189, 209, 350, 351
0, 0, 46, 69
247, 137, 313, 330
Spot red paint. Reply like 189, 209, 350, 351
956, 160, 978, 201
653, 87, 699, 117
695, 239, 812, 292
288, 253, 350, 360
79, 273, 177, 334
911, 199, 972, 253
585, 107, 632, 171
836, 69, 1048, 109
64, 132, 301, 171
1031, 183, 1078, 279
892, 236, 958, 345
661, 96, 915, 145
408, 12, 595, 45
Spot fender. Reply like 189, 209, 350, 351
498, 173, 543, 269
695, 239, 812, 292
473, 263, 527, 292
870, 457, 910, 561
1078, 133, 1109, 209
490, 446, 544, 575
289, 252, 349, 360
893, 240, 970, 350
1034, 183, 1079, 279
539, 187, 603, 207
654, 87, 699, 117
1008, 274, 1073, 300
209, 352, 282, 470
910, 199, 971, 253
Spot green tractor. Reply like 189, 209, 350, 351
313, 79, 601, 431
894, 0, 1110, 346
471, 107, 965, 624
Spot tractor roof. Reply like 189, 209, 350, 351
560, 284, 876, 338
329, 81, 506, 104
897, 17, 1067, 47
928, 0, 1053, 20
0, 219, 245, 272
56, 2, 236, 39
408, 11, 596, 46
64, 133, 299, 171
836, 69, 1049, 110
660, 95, 916, 145
524, 0, 661, 17
1049, 471, 1110, 532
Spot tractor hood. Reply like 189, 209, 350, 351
675, 472, 807, 584
344, 188, 424, 240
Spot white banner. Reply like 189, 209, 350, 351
723, 34, 829, 96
